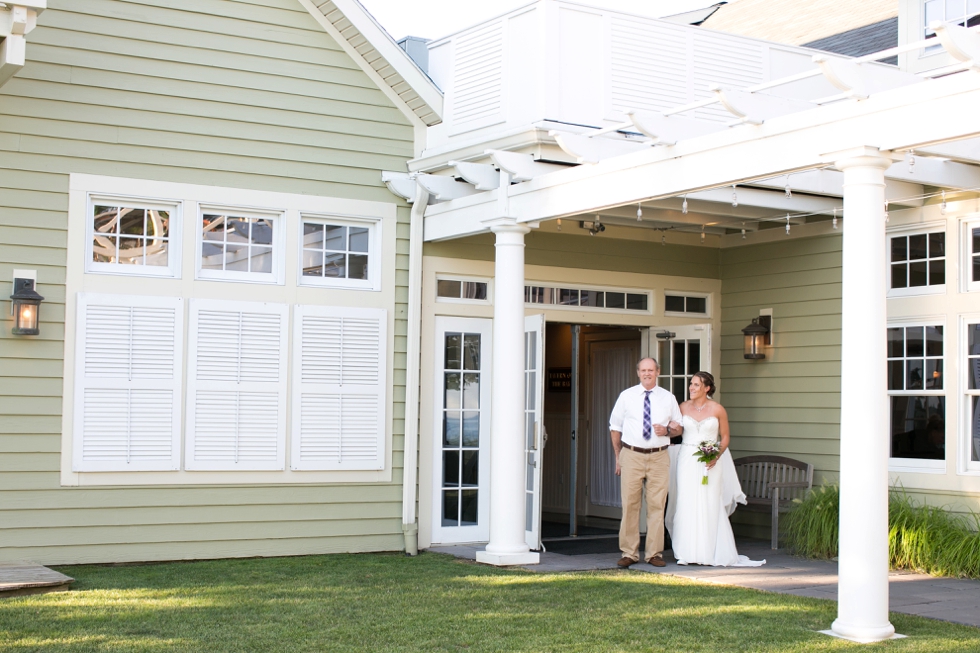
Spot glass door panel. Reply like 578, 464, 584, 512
653, 325, 711, 404
524, 314, 545, 550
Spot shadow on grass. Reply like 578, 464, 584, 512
0, 552, 977, 652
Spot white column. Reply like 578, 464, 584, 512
830, 147, 896, 643
476, 219, 539, 566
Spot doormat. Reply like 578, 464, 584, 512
543, 536, 641, 556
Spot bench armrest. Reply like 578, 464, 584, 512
767, 481, 810, 489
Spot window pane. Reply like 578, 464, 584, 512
443, 451, 460, 485
605, 292, 625, 309
907, 359, 924, 390
443, 411, 460, 447
929, 259, 945, 286
926, 359, 943, 390
972, 227, 980, 256
92, 235, 117, 263
463, 335, 481, 370
323, 252, 345, 278
947, 0, 965, 20
926, 325, 943, 356
323, 225, 346, 250
444, 373, 461, 409
117, 237, 144, 265
463, 373, 480, 409
687, 296, 707, 314
445, 334, 461, 369
627, 293, 648, 311
581, 290, 603, 307
908, 234, 927, 260
972, 396, 980, 462
437, 279, 461, 298
664, 295, 685, 312
442, 490, 459, 526
970, 323, 980, 354
891, 263, 907, 289
249, 247, 273, 273
559, 288, 579, 305
928, 232, 945, 257
887, 328, 904, 358
888, 360, 905, 390
303, 222, 324, 244
925, 0, 942, 26
906, 327, 924, 357
659, 340, 670, 377
302, 249, 324, 277
348, 254, 368, 280
672, 376, 686, 405
909, 261, 928, 287
974, 255, 980, 284
460, 490, 478, 525
672, 340, 685, 375
890, 396, 945, 460
462, 411, 480, 447
349, 227, 369, 253
687, 342, 701, 375
891, 236, 908, 262
461, 451, 479, 486
463, 281, 487, 300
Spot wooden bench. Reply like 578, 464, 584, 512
733, 455, 814, 549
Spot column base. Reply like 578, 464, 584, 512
824, 619, 900, 644
476, 550, 540, 566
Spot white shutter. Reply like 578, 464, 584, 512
185, 300, 288, 470
72, 293, 183, 472
291, 305, 387, 470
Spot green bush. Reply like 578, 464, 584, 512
783, 485, 980, 579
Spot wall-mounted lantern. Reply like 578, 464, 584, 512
742, 317, 770, 360
10, 275, 44, 336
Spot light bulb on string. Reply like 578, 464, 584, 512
908, 150, 915, 174
556, 218, 561, 232
731, 185, 738, 207
784, 175, 792, 198
941, 190, 947, 215
681, 195, 688, 215
636, 203, 643, 222
832, 208, 838, 230
741, 222, 746, 240
700, 224, 705, 244
785, 214, 791, 235
661, 231, 666, 247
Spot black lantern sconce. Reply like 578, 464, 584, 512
742, 317, 770, 360
10, 276, 44, 336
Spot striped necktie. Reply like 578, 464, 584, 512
643, 389, 653, 440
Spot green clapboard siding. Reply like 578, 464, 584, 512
0, 0, 414, 564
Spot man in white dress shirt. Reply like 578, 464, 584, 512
609, 357, 682, 567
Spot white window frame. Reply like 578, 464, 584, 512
662, 290, 711, 318
922, 0, 980, 56
524, 282, 654, 315
85, 193, 182, 278
290, 304, 387, 471
887, 317, 947, 474
195, 205, 285, 285
886, 222, 947, 298
435, 275, 492, 304
962, 216, 980, 293
960, 314, 980, 474
297, 214, 382, 291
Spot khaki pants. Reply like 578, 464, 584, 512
619, 446, 670, 562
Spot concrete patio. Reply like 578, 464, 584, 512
429, 539, 980, 629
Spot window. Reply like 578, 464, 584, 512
291, 305, 387, 471
966, 219, 980, 292
964, 321, 980, 471
184, 300, 289, 471
888, 324, 945, 465
436, 277, 489, 302
924, 0, 980, 46
299, 216, 380, 290
889, 230, 945, 295
524, 284, 650, 312
199, 208, 283, 283
87, 198, 180, 277
72, 293, 183, 472
664, 293, 708, 316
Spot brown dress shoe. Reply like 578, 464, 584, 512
617, 557, 637, 568
647, 557, 667, 567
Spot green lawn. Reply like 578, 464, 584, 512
1, 552, 978, 652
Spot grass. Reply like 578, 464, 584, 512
784, 486, 980, 579
1, 553, 979, 652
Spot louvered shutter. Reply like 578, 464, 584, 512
72, 293, 183, 472
291, 305, 387, 471
185, 300, 288, 470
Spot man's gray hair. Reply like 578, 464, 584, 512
636, 357, 660, 372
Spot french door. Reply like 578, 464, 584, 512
524, 314, 546, 550
648, 324, 711, 404
431, 317, 491, 544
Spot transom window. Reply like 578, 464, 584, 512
299, 217, 379, 290
437, 278, 489, 302
888, 324, 945, 463
924, 0, 980, 42
967, 220, 980, 292
664, 293, 708, 315
525, 284, 650, 312
199, 209, 281, 283
87, 198, 179, 277
889, 231, 945, 294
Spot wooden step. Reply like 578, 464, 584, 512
0, 562, 74, 598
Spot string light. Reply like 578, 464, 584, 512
661, 232, 666, 246
681, 195, 688, 214
941, 190, 947, 215
785, 213, 791, 235
700, 224, 705, 244
784, 175, 792, 198
637, 203, 643, 222
741, 222, 746, 239
556, 218, 561, 231
832, 208, 838, 230
908, 150, 915, 174
731, 184, 738, 207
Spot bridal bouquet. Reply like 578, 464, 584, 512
693, 440, 722, 485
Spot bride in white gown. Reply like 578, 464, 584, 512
665, 372, 765, 567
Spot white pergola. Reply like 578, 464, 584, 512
389, 23, 980, 643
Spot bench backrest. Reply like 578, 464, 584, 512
733, 455, 814, 502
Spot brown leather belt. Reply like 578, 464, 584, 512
622, 443, 669, 454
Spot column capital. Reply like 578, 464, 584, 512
483, 216, 532, 235
827, 146, 902, 171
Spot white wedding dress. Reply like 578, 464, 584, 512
665, 415, 765, 567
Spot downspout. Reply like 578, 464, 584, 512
402, 181, 430, 556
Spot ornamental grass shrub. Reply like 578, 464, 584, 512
782, 485, 980, 579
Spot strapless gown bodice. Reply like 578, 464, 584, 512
679, 415, 719, 446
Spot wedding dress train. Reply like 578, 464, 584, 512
665, 415, 765, 567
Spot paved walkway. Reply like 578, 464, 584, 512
429, 539, 980, 629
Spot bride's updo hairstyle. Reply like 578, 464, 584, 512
693, 371, 716, 397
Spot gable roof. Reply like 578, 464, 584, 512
299, 0, 443, 126
699, 0, 897, 46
